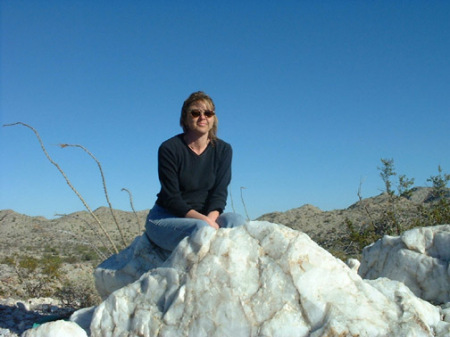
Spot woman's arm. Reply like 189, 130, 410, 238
205, 142, 232, 214
186, 209, 219, 229
207, 210, 220, 221
157, 142, 192, 217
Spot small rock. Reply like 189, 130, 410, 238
346, 258, 360, 271
21, 320, 87, 337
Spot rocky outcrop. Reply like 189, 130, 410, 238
358, 224, 450, 304
94, 234, 170, 299
90, 221, 450, 336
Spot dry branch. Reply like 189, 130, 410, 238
240, 186, 250, 221
121, 187, 142, 235
56, 213, 113, 257
60, 143, 127, 247
3, 122, 119, 254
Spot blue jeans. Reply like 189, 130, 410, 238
145, 204, 247, 251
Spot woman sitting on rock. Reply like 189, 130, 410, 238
145, 91, 246, 251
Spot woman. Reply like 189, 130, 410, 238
145, 91, 246, 251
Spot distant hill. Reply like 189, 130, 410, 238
0, 207, 149, 260
1, 186, 448, 298
1, 186, 448, 262
257, 186, 449, 253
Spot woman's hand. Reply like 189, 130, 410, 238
207, 211, 219, 221
206, 211, 220, 229
186, 209, 219, 230
205, 217, 220, 230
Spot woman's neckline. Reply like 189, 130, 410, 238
182, 134, 210, 156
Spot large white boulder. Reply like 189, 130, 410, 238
358, 224, 450, 304
90, 221, 449, 336
94, 233, 171, 299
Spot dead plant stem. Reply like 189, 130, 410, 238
240, 186, 250, 221
60, 143, 127, 247
3, 122, 119, 254
121, 188, 142, 235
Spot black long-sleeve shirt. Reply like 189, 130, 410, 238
155, 134, 232, 217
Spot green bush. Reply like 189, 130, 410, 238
339, 161, 450, 260
11, 254, 63, 298
55, 276, 101, 309
0, 256, 15, 266
41, 254, 63, 279
18, 256, 39, 273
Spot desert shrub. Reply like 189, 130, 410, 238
55, 276, 101, 309
345, 219, 378, 254
81, 249, 98, 262
427, 165, 450, 198
331, 217, 382, 259
414, 166, 450, 226
64, 255, 79, 264
416, 200, 450, 226
12, 254, 63, 298
7, 253, 103, 302
378, 158, 396, 196
19, 256, 39, 272
74, 244, 101, 262
398, 174, 415, 198
340, 161, 449, 260
0, 256, 15, 266
41, 254, 63, 279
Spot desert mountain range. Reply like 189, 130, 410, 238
1, 186, 446, 262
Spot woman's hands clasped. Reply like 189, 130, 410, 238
186, 209, 220, 230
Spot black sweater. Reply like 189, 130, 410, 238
155, 134, 232, 217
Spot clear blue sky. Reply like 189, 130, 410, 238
1, 1, 449, 219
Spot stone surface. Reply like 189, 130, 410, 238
442, 303, 450, 323
366, 278, 450, 336
346, 258, 360, 272
94, 234, 170, 299
21, 320, 87, 337
69, 307, 96, 336
358, 224, 450, 304
90, 221, 449, 336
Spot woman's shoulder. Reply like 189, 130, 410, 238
160, 134, 185, 148
158, 135, 186, 158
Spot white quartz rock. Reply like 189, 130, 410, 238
346, 258, 360, 272
21, 320, 87, 337
358, 224, 450, 304
94, 233, 171, 299
90, 221, 448, 337
442, 303, 450, 323
69, 306, 96, 336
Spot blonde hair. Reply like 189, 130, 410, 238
180, 91, 218, 142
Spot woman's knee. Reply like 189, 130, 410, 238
146, 217, 208, 247
218, 212, 247, 228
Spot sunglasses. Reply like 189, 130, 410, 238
190, 110, 215, 118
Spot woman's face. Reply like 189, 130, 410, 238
185, 100, 215, 136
